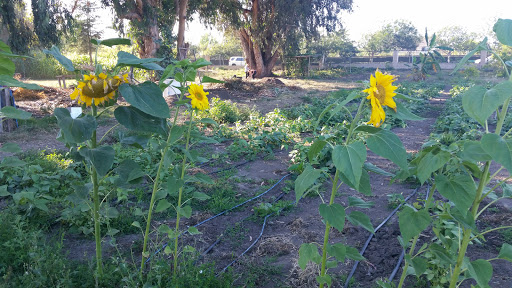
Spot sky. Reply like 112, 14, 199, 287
48, 0, 512, 45
339, 0, 512, 43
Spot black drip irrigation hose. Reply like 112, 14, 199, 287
343, 187, 421, 288
200, 190, 288, 260
387, 185, 431, 284
207, 160, 253, 175
214, 190, 289, 275
144, 173, 291, 265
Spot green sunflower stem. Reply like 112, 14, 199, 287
173, 109, 195, 276
318, 96, 366, 287
346, 97, 367, 144
140, 101, 183, 278
90, 105, 103, 277
449, 162, 490, 288
319, 169, 340, 288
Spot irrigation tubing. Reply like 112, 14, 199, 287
216, 190, 291, 275
197, 190, 287, 263
144, 173, 290, 265
343, 187, 421, 288
387, 185, 431, 284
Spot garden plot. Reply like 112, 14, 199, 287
1, 69, 512, 288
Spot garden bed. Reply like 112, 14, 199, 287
1, 70, 511, 287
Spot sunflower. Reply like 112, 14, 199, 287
363, 70, 398, 127
187, 83, 209, 110
70, 72, 129, 107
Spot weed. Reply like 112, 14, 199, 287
225, 222, 249, 249
387, 193, 405, 209
200, 97, 257, 124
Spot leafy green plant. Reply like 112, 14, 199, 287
387, 193, 405, 209
200, 97, 255, 124
394, 18, 512, 288
46, 38, 224, 283
412, 29, 453, 80
295, 71, 420, 287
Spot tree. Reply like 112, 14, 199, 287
0, 0, 34, 54
101, 0, 208, 59
101, 0, 167, 59
74, 0, 103, 64
31, 0, 74, 49
198, 33, 219, 58
359, 20, 420, 62
436, 26, 480, 52
176, 0, 189, 60
205, 0, 354, 78
308, 29, 357, 67
210, 31, 243, 63
360, 30, 391, 61
385, 20, 421, 51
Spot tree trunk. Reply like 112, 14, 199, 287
239, 29, 279, 78
176, 0, 189, 60
119, 0, 161, 59
139, 22, 160, 58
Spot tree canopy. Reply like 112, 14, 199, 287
0, 0, 33, 54
435, 26, 480, 52
0, 0, 73, 53
202, 0, 354, 77
307, 29, 358, 59
360, 20, 420, 54
198, 32, 242, 63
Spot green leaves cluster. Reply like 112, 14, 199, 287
295, 83, 418, 287
394, 18, 512, 288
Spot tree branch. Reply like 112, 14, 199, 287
120, 12, 143, 21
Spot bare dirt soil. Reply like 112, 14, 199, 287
2, 74, 511, 287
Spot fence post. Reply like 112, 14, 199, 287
393, 50, 399, 69
0, 87, 17, 133
479, 50, 488, 68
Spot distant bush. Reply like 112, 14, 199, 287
14, 48, 148, 80
201, 97, 256, 124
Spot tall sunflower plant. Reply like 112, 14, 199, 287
295, 70, 421, 287
45, 39, 222, 282
138, 59, 224, 280
385, 18, 512, 288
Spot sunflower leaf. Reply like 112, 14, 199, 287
386, 102, 424, 121
79, 146, 115, 177
119, 82, 170, 119
115, 51, 164, 71
92, 38, 131, 47
43, 46, 74, 72
0, 106, 32, 120
332, 142, 367, 189
0, 75, 42, 89
54, 108, 97, 144
114, 106, 168, 135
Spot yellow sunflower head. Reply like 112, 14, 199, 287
363, 70, 398, 127
70, 72, 129, 107
187, 83, 209, 110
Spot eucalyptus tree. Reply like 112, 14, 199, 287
101, 0, 209, 59
202, 0, 354, 78
0, 0, 73, 53
74, 0, 103, 64
0, 0, 33, 54
31, 0, 74, 48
